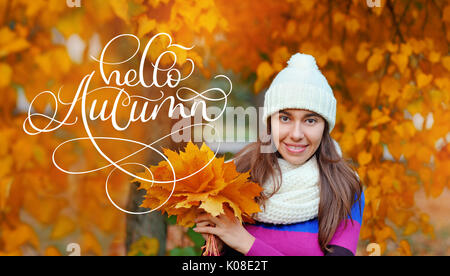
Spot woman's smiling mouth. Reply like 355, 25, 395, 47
283, 142, 308, 154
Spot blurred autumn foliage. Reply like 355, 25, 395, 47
0, 0, 449, 256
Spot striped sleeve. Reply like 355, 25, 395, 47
328, 191, 365, 255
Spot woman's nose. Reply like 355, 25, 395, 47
290, 122, 305, 140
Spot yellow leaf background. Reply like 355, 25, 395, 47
0, 0, 449, 256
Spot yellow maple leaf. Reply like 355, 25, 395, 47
169, 45, 188, 66
369, 131, 381, 145
254, 61, 274, 93
137, 16, 156, 38
0, 156, 12, 179
391, 52, 408, 73
199, 10, 219, 33
355, 129, 367, 144
441, 56, 450, 72
81, 232, 103, 256
136, 141, 263, 227
328, 46, 344, 62
367, 50, 384, 72
385, 41, 398, 53
403, 221, 418, 236
127, 236, 159, 256
0, 63, 12, 87
367, 168, 382, 186
356, 42, 370, 63
358, 151, 372, 166
345, 18, 360, 34
2, 223, 40, 253
398, 240, 412, 256
428, 51, 441, 63
109, 0, 130, 24
368, 109, 391, 127
374, 225, 397, 243
416, 72, 433, 88
0, 27, 30, 58
50, 216, 76, 240
272, 46, 290, 72
0, 177, 13, 212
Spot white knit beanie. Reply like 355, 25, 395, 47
262, 53, 337, 133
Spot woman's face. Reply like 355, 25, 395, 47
270, 109, 325, 165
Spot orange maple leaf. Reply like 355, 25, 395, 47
133, 141, 263, 227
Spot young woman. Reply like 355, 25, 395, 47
193, 53, 364, 256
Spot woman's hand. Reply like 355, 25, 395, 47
193, 206, 256, 255
195, 220, 224, 253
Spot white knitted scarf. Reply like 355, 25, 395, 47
253, 155, 320, 224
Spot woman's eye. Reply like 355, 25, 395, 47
280, 116, 289, 122
306, 118, 317, 124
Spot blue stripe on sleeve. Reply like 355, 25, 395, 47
348, 190, 365, 225
255, 218, 320, 233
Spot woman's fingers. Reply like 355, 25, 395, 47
194, 219, 219, 240
216, 209, 239, 225
193, 225, 220, 236
195, 213, 223, 227
195, 213, 211, 222
195, 221, 214, 228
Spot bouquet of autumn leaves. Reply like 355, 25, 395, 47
132, 141, 263, 256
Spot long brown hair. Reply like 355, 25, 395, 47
232, 118, 363, 254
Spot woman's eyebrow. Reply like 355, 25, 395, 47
303, 113, 319, 118
279, 110, 319, 118
279, 110, 291, 116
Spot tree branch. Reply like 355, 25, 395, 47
2, 0, 12, 26
386, 0, 405, 43
422, 1, 429, 33
340, 0, 352, 45
430, 0, 449, 46
328, 0, 333, 41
